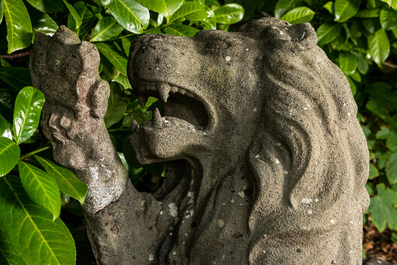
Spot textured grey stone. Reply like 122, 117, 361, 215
30, 18, 370, 265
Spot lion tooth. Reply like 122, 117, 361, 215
158, 83, 171, 103
138, 95, 148, 108
153, 108, 162, 127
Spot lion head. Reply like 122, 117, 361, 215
128, 17, 369, 264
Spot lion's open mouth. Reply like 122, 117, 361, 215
135, 81, 211, 131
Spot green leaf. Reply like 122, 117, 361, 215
163, 23, 200, 37
3, 0, 33, 54
24, 0, 64, 13
35, 156, 88, 205
18, 162, 60, 220
13, 86, 45, 145
91, 17, 124, 42
0, 176, 75, 265
0, 114, 12, 140
323, 1, 334, 14
214, 4, 244, 24
367, 184, 397, 232
355, 7, 380, 17
316, 22, 343, 46
357, 55, 369, 74
67, 1, 96, 40
387, 151, 397, 184
380, 0, 397, 10
365, 182, 375, 196
376, 126, 390, 139
0, 67, 31, 91
134, 0, 183, 21
368, 164, 379, 179
380, 7, 397, 30
281, 6, 315, 25
171, 2, 207, 22
338, 52, 358, 75
113, 73, 132, 90
121, 37, 134, 56
362, 18, 381, 34
104, 84, 128, 128
105, 0, 149, 34
0, 220, 25, 265
367, 28, 390, 66
334, 0, 361, 22
0, 0, 3, 25
274, 0, 302, 18
95, 42, 128, 76
30, 9, 58, 35
0, 88, 17, 124
0, 137, 20, 177
63, 0, 82, 30
346, 76, 357, 95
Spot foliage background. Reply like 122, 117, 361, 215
0, 0, 396, 263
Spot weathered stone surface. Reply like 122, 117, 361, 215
30, 18, 370, 265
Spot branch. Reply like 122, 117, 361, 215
1, 51, 31, 60
382, 61, 397, 69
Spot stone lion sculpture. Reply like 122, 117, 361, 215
30, 17, 370, 264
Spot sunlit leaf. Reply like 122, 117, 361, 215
91, 16, 123, 42
380, 7, 397, 30
214, 4, 244, 24
163, 23, 200, 37
0, 137, 20, 177
0, 67, 31, 91
63, 0, 81, 29
30, 9, 58, 35
95, 42, 128, 76
354, 7, 380, 18
316, 22, 343, 46
24, 0, 64, 13
0, 176, 75, 264
105, 0, 149, 34
334, 0, 361, 22
171, 2, 207, 22
13, 87, 44, 145
3, 0, 33, 54
134, 0, 183, 21
0, 0, 3, 25
35, 156, 88, 205
281, 6, 315, 25
18, 162, 60, 220
0, 115, 12, 140
275, 0, 302, 18
323, 1, 334, 14
367, 28, 390, 66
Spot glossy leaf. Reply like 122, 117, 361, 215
134, 0, 183, 21
380, 0, 397, 10
380, 7, 397, 30
0, 220, 25, 265
316, 22, 343, 46
18, 162, 60, 220
281, 6, 315, 25
121, 37, 134, 56
357, 55, 369, 74
367, 184, 397, 232
0, 88, 17, 124
0, 114, 12, 140
13, 87, 45, 145
35, 156, 88, 205
334, 0, 361, 22
30, 9, 58, 35
24, 0, 64, 13
0, 137, 20, 177
339, 52, 358, 75
113, 73, 132, 89
368, 28, 390, 66
362, 18, 381, 34
3, 0, 33, 54
214, 4, 244, 24
163, 23, 200, 37
275, 0, 301, 18
0, 176, 75, 264
105, 0, 149, 34
63, 0, 81, 30
387, 151, 397, 184
0, 0, 3, 25
67, 1, 95, 40
95, 43, 128, 76
91, 17, 123, 42
0, 67, 31, 91
172, 2, 207, 22
323, 1, 334, 14
104, 84, 128, 128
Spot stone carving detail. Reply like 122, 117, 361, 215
30, 18, 370, 264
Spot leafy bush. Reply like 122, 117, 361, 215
0, 0, 396, 264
